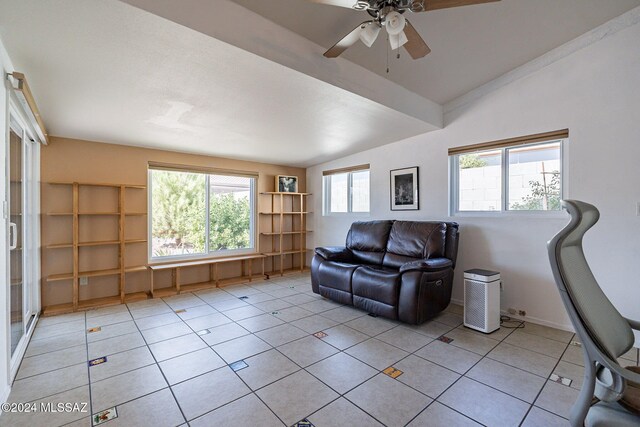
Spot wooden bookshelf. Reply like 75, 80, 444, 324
259, 192, 311, 276
42, 182, 149, 313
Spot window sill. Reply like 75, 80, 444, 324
451, 211, 568, 219
322, 212, 371, 218
149, 248, 258, 264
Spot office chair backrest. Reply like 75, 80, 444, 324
548, 200, 634, 360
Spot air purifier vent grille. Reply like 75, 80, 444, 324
464, 279, 486, 330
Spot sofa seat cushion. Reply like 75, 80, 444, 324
317, 261, 359, 305
352, 265, 401, 319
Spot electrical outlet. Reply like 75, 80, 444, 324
507, 308, 516, 315
80, 276, 88, 286
518, 309, 527, 317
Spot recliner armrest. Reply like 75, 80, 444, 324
314, 246, 354, 262
399, 258, 452, 274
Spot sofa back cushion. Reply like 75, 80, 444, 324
346, 220, 394, 265
382, 221, 447, 269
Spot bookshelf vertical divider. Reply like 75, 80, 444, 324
72, 183, 79, 310
42, 181, 149, 315
260, 191, 311, 276
118, 185, 126, 303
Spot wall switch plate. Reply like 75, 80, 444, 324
80, 276, 88, 286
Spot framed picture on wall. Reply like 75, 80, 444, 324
276, 175, 299, 193
390, 167, 419, 210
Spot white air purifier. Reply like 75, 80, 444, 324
463, 269, 501, 333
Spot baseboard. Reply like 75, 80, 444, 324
450, 297, 464, 307
499, 311, 574, 333
449, 297, 575, 333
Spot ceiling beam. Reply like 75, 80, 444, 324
118, 0, 443, 130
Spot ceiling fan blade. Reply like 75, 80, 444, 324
308, 0, 357, 9
420, 0, 500, 12
324, 21, 371, 58
403, 20, 431, 59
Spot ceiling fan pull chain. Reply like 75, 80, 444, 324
386, 33, 390, 74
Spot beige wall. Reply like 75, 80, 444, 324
41, 137, 306, 307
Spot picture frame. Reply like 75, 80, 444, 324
275, 175, 299, 193
390, 166, 419, 210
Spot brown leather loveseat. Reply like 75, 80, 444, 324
311, 220, 459, 324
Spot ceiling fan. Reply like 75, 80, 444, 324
311, 0, 500, 59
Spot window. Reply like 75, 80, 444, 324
149, 166, 256, 260
323, 165, 370, 214
450, 130, 566, 213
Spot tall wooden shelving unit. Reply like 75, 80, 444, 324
42, 182, 149, 315
259, 192, 312, 276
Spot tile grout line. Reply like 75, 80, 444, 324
255, 306, 465, 425
13, 345, 89, 380
143, 287, 301, 424
94, 288, 472, 425
4, 313, 91, 423
120, 301, 189, 425
163, 282, 392, 425
160, 279, 308, 425
405, 316, 573, 425
5, 275, 304, 423
83, 311, 94, 425
18, 275, 584, 427
516, 335, 576, 425
401, 321, 518, 427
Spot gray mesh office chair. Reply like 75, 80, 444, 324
548, 200, 640, 426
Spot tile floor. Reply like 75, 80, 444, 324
2, 272, 639, 427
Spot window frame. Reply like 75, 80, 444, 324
147, 166, 258, 263
449, 139, 567, 216
322, 166, 371, 216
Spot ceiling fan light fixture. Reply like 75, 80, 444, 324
359, 22, 381, 47
385, 11, 406, 35
388, 30, 408, 50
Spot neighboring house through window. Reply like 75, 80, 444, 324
449, 130, 567, 213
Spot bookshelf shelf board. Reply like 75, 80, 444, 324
78, 295, 121, 310
263, 248, 312, 257
260, 231, 312, 236
125, 266, 148, 273
259, 212, 312, 215
45, 243, 73, 249
46, 181, 146, 189
260, 192, 311, 196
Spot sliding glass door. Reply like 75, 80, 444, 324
9, 124, 24, 356
7, 113, 38, 369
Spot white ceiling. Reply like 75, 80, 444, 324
0, 0, 436, 166
1, 0, 638, 167
233, 0, 640, 104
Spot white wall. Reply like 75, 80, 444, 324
0, 37, 13, 403
308, 14, 640, 342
